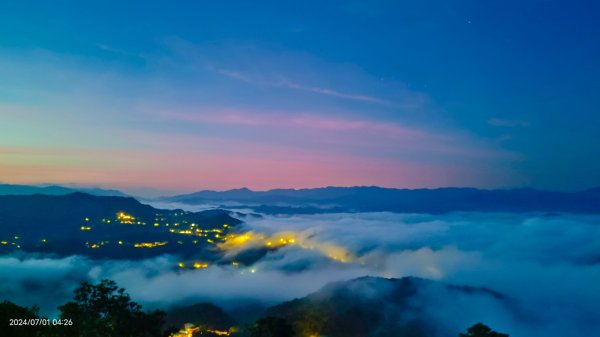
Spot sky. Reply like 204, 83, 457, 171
0, 0, 599, 195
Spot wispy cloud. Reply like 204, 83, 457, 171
216, 68, 392, 105
154, 108, 520, 161
156, 109, 422, 135
164, 39, 430, 112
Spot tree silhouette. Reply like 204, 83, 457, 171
0, 300, 46, 337
57, 279, 165, 337
459, 323, 509, 337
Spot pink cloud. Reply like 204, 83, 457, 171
152, 109, 519, 161
157, 109, 422, 136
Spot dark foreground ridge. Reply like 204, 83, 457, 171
262, 276, 514, 337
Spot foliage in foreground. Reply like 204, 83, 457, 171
1, 279, 168, 337
1, 280, 509, 337
459, 323, 509, 337
0, 300, 44, 337
58, 279, 166, 337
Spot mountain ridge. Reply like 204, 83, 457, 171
164, 186, 600, 214
0, 183, 127, 197
263, 275, 517, 337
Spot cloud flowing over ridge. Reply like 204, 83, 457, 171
1, 210, 599, 336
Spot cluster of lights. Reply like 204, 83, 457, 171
133, 241, 168, 248
169, 227, 224, 237
193, 262, 209, 269
5, 210, 237, 255
0, 240, 20, 249
206, 329, 233, 336
85, 240, 111, 249
170, 323, 235, 337
0, 236, 53, 250
166, 224, 232, 247
219, 231, 352, 263
177, 261, 210, 269
117, 212, 145, 225
266, 237, 296, 247
220, 232, 297, 250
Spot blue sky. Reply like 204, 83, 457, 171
0, 0, 599, 194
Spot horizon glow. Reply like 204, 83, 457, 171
1, 1, 599, 196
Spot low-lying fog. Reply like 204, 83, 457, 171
1, 206, 598, 336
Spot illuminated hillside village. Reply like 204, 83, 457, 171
0, 207, 351, 269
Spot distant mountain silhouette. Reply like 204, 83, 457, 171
0, 193, 240, 259
264, 276, 516, 337
0, 183, 127, 197
166, 186, 600, 214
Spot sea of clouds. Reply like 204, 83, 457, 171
1, 209, 599, 336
